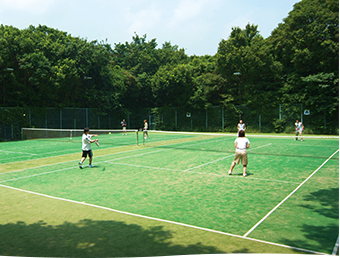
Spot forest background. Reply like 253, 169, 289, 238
0, 0, 338, 139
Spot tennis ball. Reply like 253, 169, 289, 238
109, 132, 111, 134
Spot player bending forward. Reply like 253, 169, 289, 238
295, 119, 304, 141
79, 127, 98, 169
229, 130, 250, 177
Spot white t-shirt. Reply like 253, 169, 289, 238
295, 122, 303, 131
144, 122, 148, 130
82, 134, 92, 151
238, 123, 245, 131
235, 137, 250, 151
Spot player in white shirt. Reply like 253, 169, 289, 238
143, 119, 149, 139
228, 130, 250, 177
237, 120, 246, 136
295, 119, 304, 141
79, 128, 98, 169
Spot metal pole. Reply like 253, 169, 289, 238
206, 109, 208, 129
279, 104, 282, 120
175, 109, 177, 127
259, 115, 261, 132
222, 106, 224, 130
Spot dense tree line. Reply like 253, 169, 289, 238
0, 0, 338, 133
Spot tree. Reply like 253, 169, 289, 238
216, 24, 283, 113
151, 63, 194, 107
268, 0, 339, 132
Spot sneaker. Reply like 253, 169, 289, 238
228, 170, 232, 175
243, 173, 247, 177
88, 164, 94, 168
301, 139, 304, 141
79, 162, 83, 169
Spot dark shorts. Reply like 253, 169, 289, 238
82, 150, 93, 158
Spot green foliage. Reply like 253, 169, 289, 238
273, 118, 287, 133
0, 0, 338, 134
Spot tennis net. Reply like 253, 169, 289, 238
21, 128, 139, 146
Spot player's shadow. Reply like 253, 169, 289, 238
0, 219, 226, 257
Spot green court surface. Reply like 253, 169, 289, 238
0, 131, 338, 257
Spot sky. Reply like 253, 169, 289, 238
0, 0, 300, 56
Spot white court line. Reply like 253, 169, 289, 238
332, 236, 339, 255
0, 183, 327, 255
0, 167, 75, 184
243, 149, 339, 238
0, 149, 38, 156
105, 161, 299, 185
0, 137, 227, 181
184, 143, 272, 172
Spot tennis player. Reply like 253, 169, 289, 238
228, 130, 250, 177
79, 127, 98, 169
295, 119, 304, 141
121, 119, 127, 135
143, 119, 149, 139
237, 120, 246, 136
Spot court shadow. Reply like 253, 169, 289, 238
279, 188, 339, 254
298, 187, 339, 219
0, 219, 225, 257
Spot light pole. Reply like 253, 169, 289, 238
233, 72, 242, 120
83, 76, 92, 107
2, 68, 14, 107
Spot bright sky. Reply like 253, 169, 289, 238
0, 0, 300, 56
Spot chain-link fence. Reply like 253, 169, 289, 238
1, 104, 338, 141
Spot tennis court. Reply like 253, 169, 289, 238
0, 130, 338, 257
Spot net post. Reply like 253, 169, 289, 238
70, 130, 72, 141
136, 130, 138, 145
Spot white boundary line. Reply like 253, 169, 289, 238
0, 183, 327, 255
0, 137, 227, 182
155, 130, 339, 139
0, 149, 38, 156
185, 143, 272, 171
243, 149, 339, 238
104, 161, 299, 185
332, 236, 339, 255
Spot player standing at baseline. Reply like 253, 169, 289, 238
121, 119, 127, 135
295, 119, 304, 141
143, 119, 149, 139
229, 130, 250, 177
79, 127, 99, 169
237, 120, 246, 136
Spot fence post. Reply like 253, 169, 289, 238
29, 109, 31, 128
206, 109, 208, 129
86, 108, 88, 128
222, 106, 224, 130
259, 115, 261, 132
279, 104, 282, 121
60, 109, 62, 129
175, 109, 177, 128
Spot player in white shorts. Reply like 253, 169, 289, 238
295, 119, 304, 141
229, 130, 250, 177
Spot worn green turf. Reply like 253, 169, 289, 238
0, 132, 338, 256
